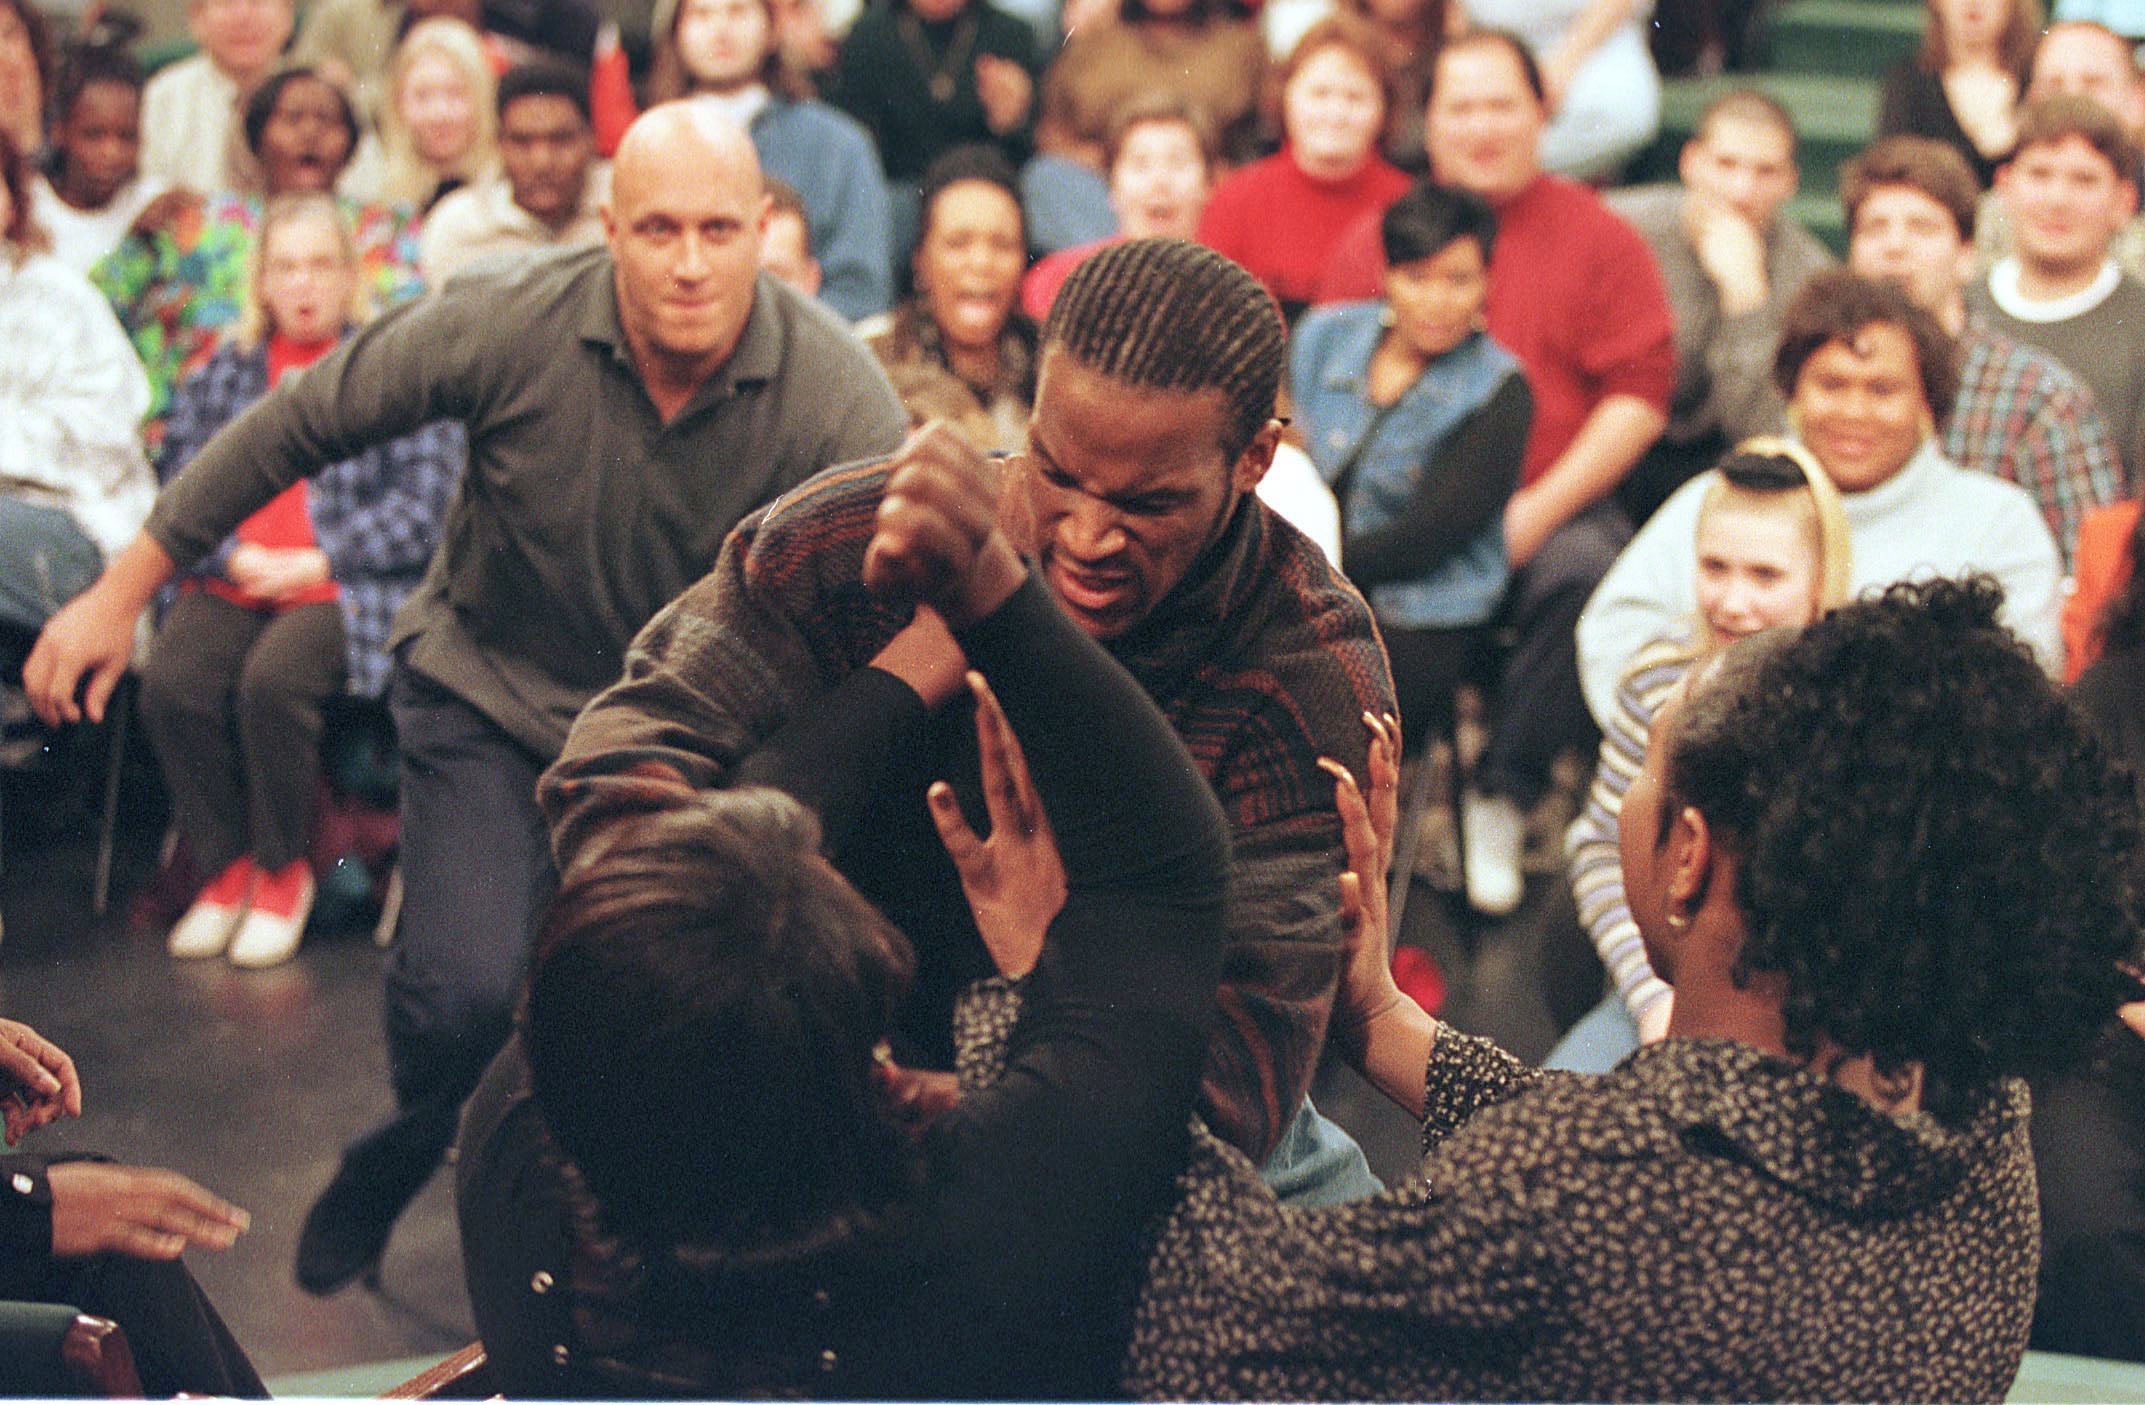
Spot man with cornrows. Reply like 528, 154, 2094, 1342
545, 238, 1400, 1204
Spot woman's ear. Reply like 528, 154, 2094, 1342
1665, 803, 1713, 917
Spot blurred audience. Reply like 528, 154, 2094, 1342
1320, 29, 1676, 918
341, 16, 499, 212
145, 193, 461, 971
630, 0, 893, 319
419, 58, 605, 283
1554, 440, 1850, 1070
757, 173, 821, 294
859, 146, 1033, 451
1607, 90, 1832, 525
1846, 134, 2129, 566
0, 127, 155, 640
1199, 15, 1410, 321
1464, 0, 1660, 179
1971, 96, 2145, 468
93, 66, 420, 444
1021, 96, 1213, 320
29, 44, 169, 275
1579, 270, 2064, 719
1879, 0, 2038, 187
1031, 0, 1264, 252
833, 0, 1039, 254
141, 0, 296, 194
1291, 182, 1528, 743
2040, 499, 2145, 1366
1976, 20, 2145, 278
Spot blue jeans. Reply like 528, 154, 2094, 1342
1259, 1096, 1383, 1206
1544, 994, 1641, 1073
0, 499, 102, 633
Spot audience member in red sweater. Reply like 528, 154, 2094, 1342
1200, 15, 1411, 321
1317, 30, 1675, 915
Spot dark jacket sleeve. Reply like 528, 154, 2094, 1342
1343, 373, 1532, 589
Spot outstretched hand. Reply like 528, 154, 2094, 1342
929, 670, 1066, 979
47, 1162, 250, 1261
862, 422, 1027, 629
0, 1018, 82, 1146
1321, 711, 1407, 1070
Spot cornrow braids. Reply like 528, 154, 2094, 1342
1042, 238, 1285, 461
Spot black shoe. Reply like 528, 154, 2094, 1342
294, 1156, 419, 1296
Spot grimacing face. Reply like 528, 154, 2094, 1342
1009, 348, 1272, 640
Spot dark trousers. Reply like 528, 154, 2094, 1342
1478, 500, 1631, 808
138, 593, 346, 873
339, 667, 557, 1208
0, 1164, 266, 1398
2030, 1034, 2145, 1363
1382, 623, 1479, 753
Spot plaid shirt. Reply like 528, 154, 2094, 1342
158, 342, 465, 697
546, 460, 1397, 1163
1948, 322, 2129, 570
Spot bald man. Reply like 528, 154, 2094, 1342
25, 100, 909, 1296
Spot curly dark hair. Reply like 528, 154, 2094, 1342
1774, 268, 1959, 424
1663, 576, 2142, 1117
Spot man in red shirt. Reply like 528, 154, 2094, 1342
1316, 30, 1675, 914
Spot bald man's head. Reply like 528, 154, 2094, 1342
604, 98, 771, 381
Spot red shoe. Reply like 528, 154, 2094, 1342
1391, 945, 1446, 1016
167, 857, 257, 959
229, 860, 314, 969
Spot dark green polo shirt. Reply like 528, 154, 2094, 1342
146, 245, 908, 757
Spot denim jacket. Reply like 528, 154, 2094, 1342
1291, 302, 1518, 628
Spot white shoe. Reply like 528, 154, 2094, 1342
167, 858, 257, 959
228, 863, 314, 969
1461, 790, 1525, 917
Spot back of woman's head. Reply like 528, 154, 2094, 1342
528, 788, 918, 1255
1663, 577, 2142, 1113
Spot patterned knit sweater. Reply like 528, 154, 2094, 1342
542, 457, 1395, 1162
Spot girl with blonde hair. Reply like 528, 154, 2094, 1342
349, 17, 498, 211
1555, 436, 1851, 1067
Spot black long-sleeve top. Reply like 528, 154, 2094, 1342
458, 571, 1232, 1399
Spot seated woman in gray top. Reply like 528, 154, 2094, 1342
1123, 576, 2141, 1402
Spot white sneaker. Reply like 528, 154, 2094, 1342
167, 858, 257, 959
1461, 790, 1525, 917
228, 863, 315, 969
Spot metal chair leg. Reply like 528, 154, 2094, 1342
93, 691, 127, 917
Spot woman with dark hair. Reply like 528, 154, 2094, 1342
1289, 181, 1528, 761
1879, 0, 2039, 188
1199, 15, 1411, 320
858, 145, 1035, 452
458, 431, 1232, 1397
0, 125, 157, 643
90, 65, 421, 447
1126, 575, 2144, 1400
1554, 438, 1851, 1069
